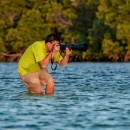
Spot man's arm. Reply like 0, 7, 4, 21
39, 44, 60, 68
39, 51, 55, 68
58, 48, 72, 67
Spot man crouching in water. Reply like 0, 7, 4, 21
18, 33, 72, 95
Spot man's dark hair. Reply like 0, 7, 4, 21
45, 33, 60, 43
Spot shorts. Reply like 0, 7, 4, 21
19, 68, 54, 94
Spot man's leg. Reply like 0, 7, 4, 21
19, 72, 44, 94
39, 68, 55, 94
45, 80, 54, 94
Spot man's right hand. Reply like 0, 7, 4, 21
52, 44, 60, 52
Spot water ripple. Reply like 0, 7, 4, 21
0, 62, 130, 130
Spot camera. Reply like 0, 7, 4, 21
60, 42, 89, 51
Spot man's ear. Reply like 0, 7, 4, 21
46, 42, 50, 47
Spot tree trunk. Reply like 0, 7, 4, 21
124, 50, 130, 62
0, 52, 22, 62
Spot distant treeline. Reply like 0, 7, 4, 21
0, 0, 130, 62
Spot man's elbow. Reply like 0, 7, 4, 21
39, 61, 47, 68
60, 64, 66, 68
58, 62, 66, 68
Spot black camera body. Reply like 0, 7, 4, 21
60, 42, 88, 51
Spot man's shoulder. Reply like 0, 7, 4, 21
32, 41, 45, 46
31, 41, 45, 50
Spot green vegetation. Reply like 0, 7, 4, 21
0, 0, 130, 61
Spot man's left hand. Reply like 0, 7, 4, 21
65, 47, 72, 56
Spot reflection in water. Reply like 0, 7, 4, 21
0, 62, 130, 130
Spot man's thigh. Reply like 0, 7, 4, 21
39, 68, 54, 85
20, 72, 43, 94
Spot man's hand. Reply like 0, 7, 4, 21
39, 44, 60, 68
52, 44, 60, 52
58, 47, 72, 67
65, 47, 72, 56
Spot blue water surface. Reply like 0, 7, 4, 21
0, 62, 130, 130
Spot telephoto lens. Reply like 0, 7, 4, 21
60, 42, 89, 51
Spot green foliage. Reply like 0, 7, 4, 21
102, 38, 124, 56
88, 18, 109, 53
95, 0, 130, 60
0, 0, 130, 61
0, 0, 95, 53
0, 38, 7, 52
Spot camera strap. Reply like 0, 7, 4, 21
51, 59, 57, 71
50, 50, 65, 71
50, 45, 58, 71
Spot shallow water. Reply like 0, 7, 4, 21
0, 62, 130, 130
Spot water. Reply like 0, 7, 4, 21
0, 62, 130, 130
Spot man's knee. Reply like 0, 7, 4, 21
36, 87, 43, 94
39, 69, 54, 86
28, 88, 43, 94
28, 83, 44, 94
45, 80, 55, 94
47, 79, 55, 86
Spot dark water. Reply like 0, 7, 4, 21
0, 62, 130, 130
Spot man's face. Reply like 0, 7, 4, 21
48, 40, 60, 51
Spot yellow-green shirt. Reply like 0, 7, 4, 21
18, 41, 63, 75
